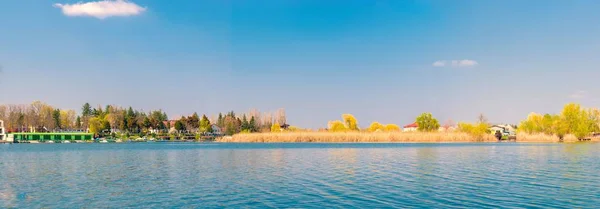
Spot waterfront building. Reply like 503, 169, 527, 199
403, 122, 419, 132
0, 120, 5, 141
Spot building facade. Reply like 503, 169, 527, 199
403, 123, 418, 132
0, 120, 5, 141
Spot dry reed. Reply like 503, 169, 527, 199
515, 133, 595, 143
217, 131, 497, 143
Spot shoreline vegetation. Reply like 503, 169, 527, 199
218, 132, 597, 143
1, 101, 600, 143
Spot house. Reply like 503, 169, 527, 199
0, 120, 5, 141
210, 124, 222, 135
403, 123, 418, 132
490, 124, 516, 133
163, 120, 177, 128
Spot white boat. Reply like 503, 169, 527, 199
46, 140, 55, 144
62, 140, 71, 143
99, 139, 108, 143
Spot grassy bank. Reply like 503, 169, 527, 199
217, 132, 497, 143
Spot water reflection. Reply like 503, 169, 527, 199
1, 143, 600, 208
328, 148, 357, 177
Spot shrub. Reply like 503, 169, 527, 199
328, 120, 347, 132
458, 122, 489, 139
385, 124, 401, 132
367, 122, 385, 132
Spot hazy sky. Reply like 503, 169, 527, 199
1, 0, 600, 128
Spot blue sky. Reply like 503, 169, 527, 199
1, 0, 600, 128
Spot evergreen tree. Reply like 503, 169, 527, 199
241, 115, 249, 131
249, 116, 257, 132
82, 103, 92, 117
174, 120, 185, 133
75, 116, 81, 129
161, 112, 168, 121
143, 117, 151, 129
52, 108, 61, 129
188, 112, 200, 129
217, 113, 224, 127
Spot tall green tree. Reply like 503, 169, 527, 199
199, 114, 212, 133
217, 113, 224, 127
52, 109, 61, 129
249, 116, 257, 132
142, 117, 151, 129
82, 103, 92, 117
75, 116, 81, 129
187, 112, 200, 130
241, 115, 249, 131
416, 112, 440, 132
174, 120, 185, 133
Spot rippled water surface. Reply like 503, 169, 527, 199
1, 143, 599, 208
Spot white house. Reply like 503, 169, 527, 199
490, 124, 516, 133
403, 123, 418, 132
0, 120, 7, 142
211, 124, 223, 135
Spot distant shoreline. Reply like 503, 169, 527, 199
216, 132, 599, 143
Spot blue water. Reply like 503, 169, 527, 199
1, 143, 599, 208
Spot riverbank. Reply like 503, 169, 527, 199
217, 132, 600, 143
217, 132, 497, 143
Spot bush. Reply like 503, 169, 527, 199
384, 124, 401, 132
367, 122, 385, 132
458, 122, 490, 139
328, 120, 347, 132
271, 123, 281, 132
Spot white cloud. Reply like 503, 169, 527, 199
433, 59, 478, 68
54, 0, 146, 19
569, 90, 586, 99
432, 61, 446, 67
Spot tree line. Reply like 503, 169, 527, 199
0, 101, 287, 137
3, 101, 598, 140
518, 103, 600, 140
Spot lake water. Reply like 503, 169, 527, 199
1, 143, 599, 208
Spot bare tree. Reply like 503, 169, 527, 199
443, 119, 455, 129
275, 108, 286, 125
248, 108, 261, 127
477, 113, 488, 124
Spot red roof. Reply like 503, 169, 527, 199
403, 123, 418, 128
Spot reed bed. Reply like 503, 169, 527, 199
515, 133, 597, 143
217, 132, 497, 143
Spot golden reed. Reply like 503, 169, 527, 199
218, 132, 600, 143
217, 131, 497, 143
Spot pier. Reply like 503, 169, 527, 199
11, 132, 94, 143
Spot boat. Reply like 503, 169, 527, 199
99, 139, 108, 143
46, 140, 55, 144
62, 140, 71, 143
